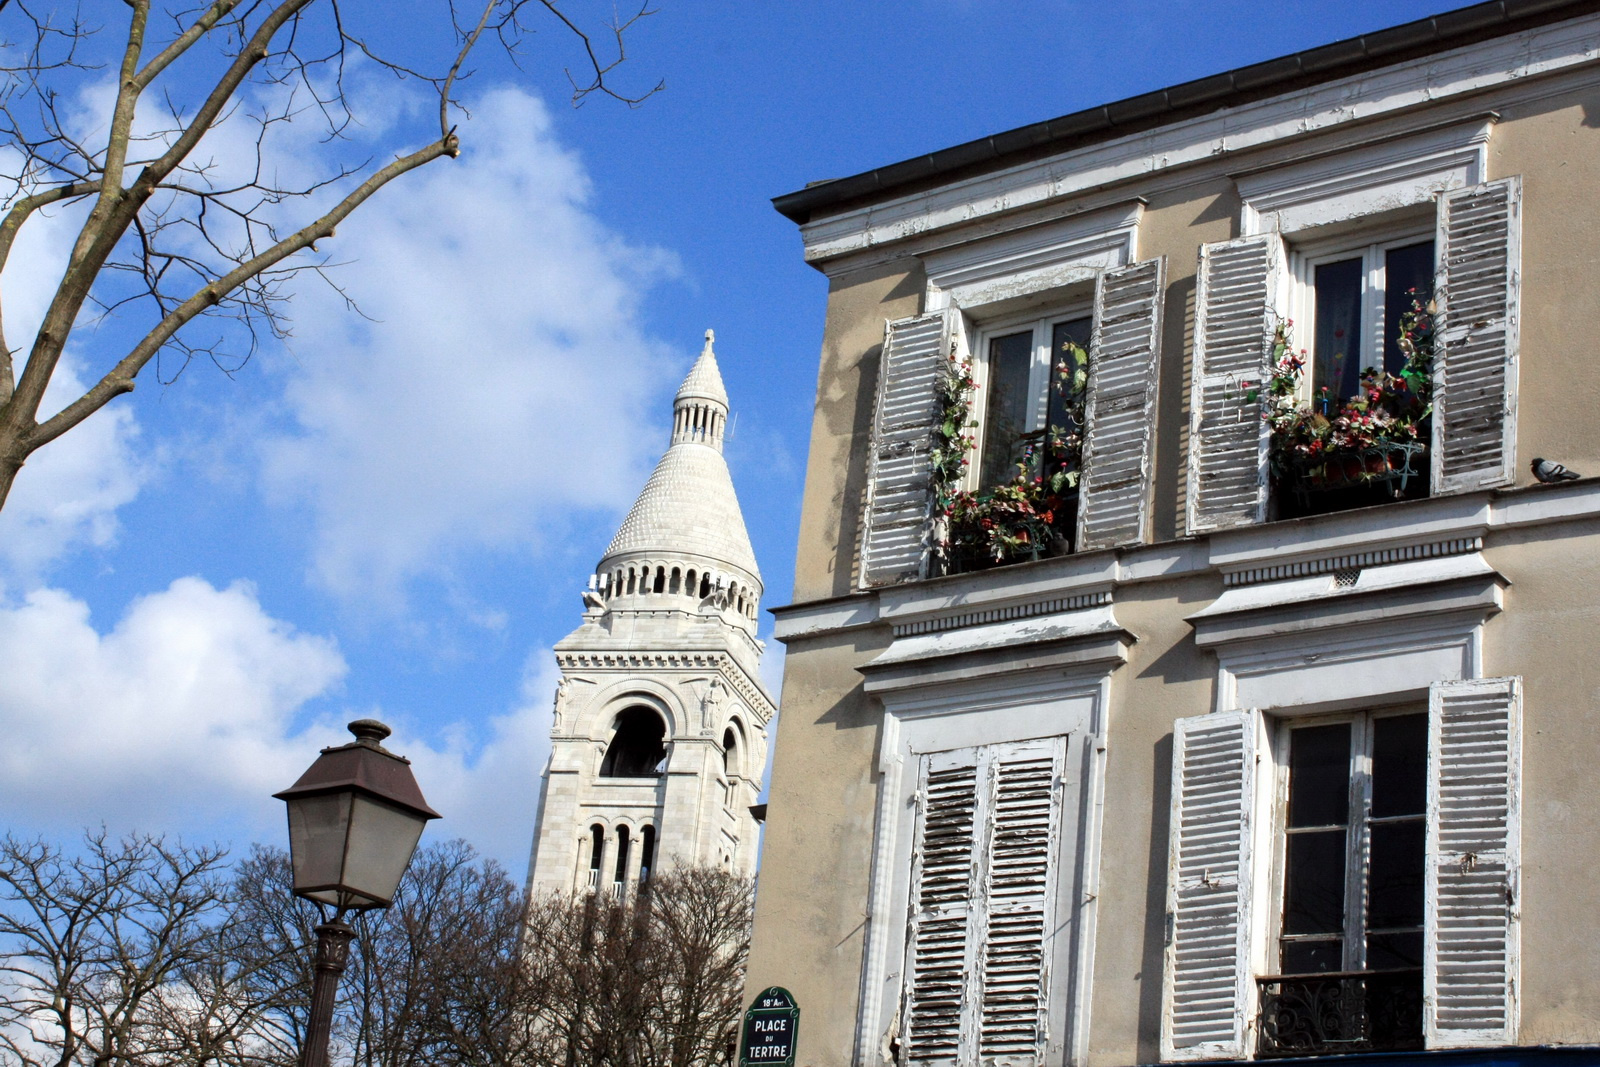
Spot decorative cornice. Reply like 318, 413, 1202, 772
555, 649, 775, 719
1220, 535, 1483, 588
891, 589, 1112, 637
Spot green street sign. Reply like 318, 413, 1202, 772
739, 986, 799, 1066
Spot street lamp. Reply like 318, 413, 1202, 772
275, 718, 440, 1067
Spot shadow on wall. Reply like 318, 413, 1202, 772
1138, 730, 1175, 1064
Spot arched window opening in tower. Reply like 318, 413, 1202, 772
599, 707, 668, 777
653, 568, 665, 594
670, 567, 681, 594
640, 825, 656, 884
587, 824, 605, 891
722, 727, 737, 777
699, 574, 711, 599
626, 568, 636, 595
613, 825, 631, 895
686, 569, 697, 597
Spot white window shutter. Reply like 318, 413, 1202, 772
1426, 677, 1521, 1048
904, 753, 981, 1067
862, 310, 956, 587
1433, 178, 1521, 494
978, 743, 1065, 1065
1162, 709, 1261, 1062
902, 739, 1066, 1067
1077, 256, 1166, 552
1186, 235, 1283, 535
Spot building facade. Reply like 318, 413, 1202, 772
525, 332, 774, 898
749, 4, 1600, 1065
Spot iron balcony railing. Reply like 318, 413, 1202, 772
1256, 968, 1423, 1058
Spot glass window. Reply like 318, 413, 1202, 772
977, 313, 1092, 491
1303, 238, 1434, 406
1276, 711, 1427, 975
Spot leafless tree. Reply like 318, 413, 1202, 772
0, 0, 659, 511
1, 834, 749, 1067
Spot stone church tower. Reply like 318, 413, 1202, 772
526, 332, 775, 897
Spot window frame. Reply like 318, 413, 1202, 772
966, 299, 1094, 494
1286, 220, 1435, 408
1266, 705, 1428, 978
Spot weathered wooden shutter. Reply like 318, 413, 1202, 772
1077, 256, 1166, 551
904, 754, 980, 1066
1426, 677, 1521, 1048
1162, 709, 1261, 1062
1433, 178, 1521, 494
978, 745, 1064, 1064
902, 738, 1065, 1067
862, 311, 955, 587
1186, 235, 1283, 535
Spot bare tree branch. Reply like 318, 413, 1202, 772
0, 0, 661, 513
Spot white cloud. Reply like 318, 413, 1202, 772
0, 576, 554, 870
0, 358, 146, 582
0, 577, 347, 836
261, 87, 679, 606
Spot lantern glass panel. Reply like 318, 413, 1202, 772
343, 795, 427, 906
285, 792, 352, 903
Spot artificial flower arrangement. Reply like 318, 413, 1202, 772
1247, 294, 1434, 504
931, 340, 1090, 570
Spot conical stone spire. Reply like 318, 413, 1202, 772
597, 331, 760, 609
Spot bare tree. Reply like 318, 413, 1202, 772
0, 830, 253, 1067
0, 0, 659, 511
0, 834, 748, 1067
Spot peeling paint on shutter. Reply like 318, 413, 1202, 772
902, 739, 1065, 1067
1426, 677, 1521, 1048
862, 311, 954, 587
978, 746, 1064, 1065
1186, 235, 1283, 535
1162, 710, 1260, 1062
1078, 257, 1166, 551
905, 756, 979, 1066
1433, 179, 1521, 494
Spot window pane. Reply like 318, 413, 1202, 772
1383, 241, 1435, 376
1313, 257, 1363, 402
1044, 316, 1092, 437
1367, 931, 1424, 970
1367, 819, 1425, 930
1282, 938, 1344, 975
1284, 829, 1346, 935
1371, 714, 1427, 818
1287, 723, 1351, 828
980, 331, 1034, 488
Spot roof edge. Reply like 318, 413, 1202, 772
772, 0, 1600, 226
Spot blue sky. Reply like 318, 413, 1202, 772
0, 0, 1453, 873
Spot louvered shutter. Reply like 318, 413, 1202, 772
902, 738, 1066, 1067
904, 754, 981, 1066
1433, 179, 1521, 494
862, 310, 956, 587
1426, 677, 1521, 1048
978, 744, 1065, 1064
1077, 257, 1166, 551
1187, 235, 1283, 535
1162, 709, 1261, 1062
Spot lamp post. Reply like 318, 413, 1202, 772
274, 719, 440, 1067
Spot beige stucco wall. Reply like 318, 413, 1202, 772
745, 625, 892, 1063
750, 52, 1600, 1067
1482, 522, 1600, 1043
791, 260, 927, 604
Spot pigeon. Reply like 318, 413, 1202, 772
1531, 457, 1582, 483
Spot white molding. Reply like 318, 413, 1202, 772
770, 480, 1600, 640
1236, 117, 1493, 235
798, 15, 1600, 267
923, 201, 1142, 313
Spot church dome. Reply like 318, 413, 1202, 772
597, 331, 761, 589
